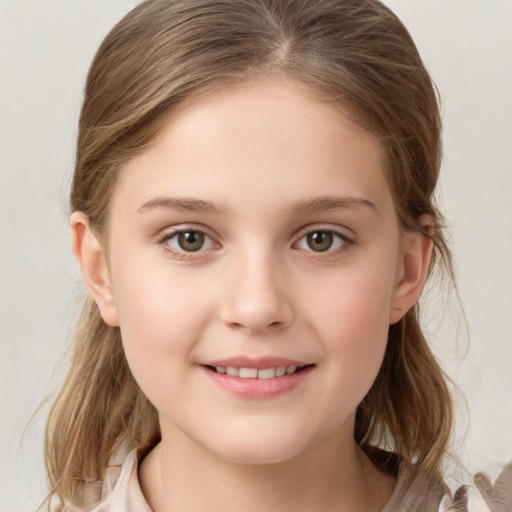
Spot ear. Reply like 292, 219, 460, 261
70, 211, 119, 327
389, 215, 433, 325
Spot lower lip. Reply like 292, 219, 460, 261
202, 366, 314, 399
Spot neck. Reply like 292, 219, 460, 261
139, 422, 395, 512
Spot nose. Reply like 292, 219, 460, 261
219, 250, 294, 334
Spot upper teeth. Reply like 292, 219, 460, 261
214, 365, 299, 379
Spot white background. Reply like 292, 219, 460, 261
1, 1, 511, 509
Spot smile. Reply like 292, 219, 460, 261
201, 360, 315, 399
207, 365, 303, 379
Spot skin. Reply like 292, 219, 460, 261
72, 76, 433, 512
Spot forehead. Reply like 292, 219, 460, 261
112, 76, 392, 217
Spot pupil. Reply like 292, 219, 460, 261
307, 231, 333, 252
178, 231, 204, 252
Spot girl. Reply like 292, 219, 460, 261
43, 0, 511, 511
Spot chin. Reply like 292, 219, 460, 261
202, 424, 317, 466
218, 441, 303, 466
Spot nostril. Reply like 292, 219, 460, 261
219, 295, 294, 333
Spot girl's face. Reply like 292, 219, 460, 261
79, 76, 428, 465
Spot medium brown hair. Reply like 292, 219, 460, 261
45, 0, 454, 507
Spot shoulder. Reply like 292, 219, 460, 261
89, 450, 152, 512
58, 450, 152, 512
386, 460, 512, 512
452, 463, 512, 512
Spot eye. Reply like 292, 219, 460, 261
295, 229, 349, 253
163, 229, 216, 253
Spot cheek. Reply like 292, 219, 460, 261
305, 261, 396, 393
109, 256, 214, 384
308, 260, 396, 339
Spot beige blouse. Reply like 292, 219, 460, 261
57, 451, 512, 512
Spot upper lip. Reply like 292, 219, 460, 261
200, 357, 310, 370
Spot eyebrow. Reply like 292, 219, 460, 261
289, 195, 377, 214
137, 195, 377, 215
137, 196, 233, 216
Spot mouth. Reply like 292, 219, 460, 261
201, 360, 315, 399
204, 364, 312, 380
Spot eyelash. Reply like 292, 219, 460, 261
294, 226, 354, 257
158, 225, 354, 260
158, 226, 217, 260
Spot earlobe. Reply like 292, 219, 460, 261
389, 215, 433, 325
70, 212, 119, 327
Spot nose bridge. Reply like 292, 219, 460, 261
219, 243, 293, 333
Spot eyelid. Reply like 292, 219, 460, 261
158, 224, 220, 259
155, 223, 355, 260
292, 224, 355, 254
293, 224, 355, 242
